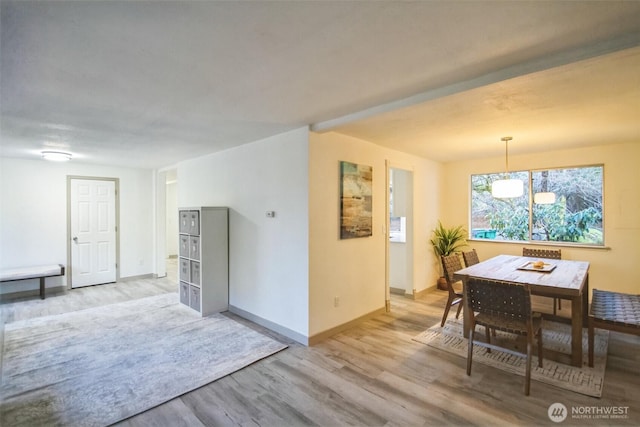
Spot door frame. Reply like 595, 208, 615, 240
154, 167, 178, 279
155, 170, 167, 279
66, 176, 120, 289
385, 160, 414, 310
385, 160, 391, 311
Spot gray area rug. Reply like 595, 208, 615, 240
413, 317, 608, 397
1, 293, 288, 426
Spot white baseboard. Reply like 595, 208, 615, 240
229, 304, 309, 346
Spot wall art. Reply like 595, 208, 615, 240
340, 161, 373, 239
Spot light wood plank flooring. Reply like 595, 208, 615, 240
1, 271, 638, 426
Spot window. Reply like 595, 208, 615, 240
471, 165, 603, 246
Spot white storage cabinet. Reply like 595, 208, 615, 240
178, 207, 228, 315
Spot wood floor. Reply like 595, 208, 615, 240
1, 271, 638, 427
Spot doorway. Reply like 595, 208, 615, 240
155, 169, 178, 282
68, 177, 119, 288
388, 167, 414, 298
165, 169, 178, 282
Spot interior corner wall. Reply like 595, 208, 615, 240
440, 141, 640, 295
0, 157, 154, 294
308, 131, 443, 337
176, 127, 310, 340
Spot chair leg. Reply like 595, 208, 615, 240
467, 327, 475, 376
455, 301, 463, 319
485, 325, 492, 353
537, 330, 543, 368
588, 317, 595, 368
441, 296, 454, 327
525, 339, 532, 396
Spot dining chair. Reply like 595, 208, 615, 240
439, 253, 464, 327
465, 277, 543, 396
462, 248, 480, 267
588, 289, 640, 367
522, 247, 562, 314
522, 247, 561, 260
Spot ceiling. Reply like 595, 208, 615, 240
1, 1, 639, 169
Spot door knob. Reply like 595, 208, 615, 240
73, 236, 78, 242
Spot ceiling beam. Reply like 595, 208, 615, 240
310, 32, 640, 133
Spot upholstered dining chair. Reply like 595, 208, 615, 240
462, 248, 480, 267
439, 253, 464, 327
522, 247, 562, 314
465, 277, 544, 396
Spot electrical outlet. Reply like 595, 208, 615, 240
266, 211, 276, 218
334, 296, 340, 307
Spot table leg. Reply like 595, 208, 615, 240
571, 295, 583, 367
583, 273, 589, 324
462, 277, 470, 339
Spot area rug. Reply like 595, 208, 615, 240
0, 293, 288, 427
413, 318, 608, 397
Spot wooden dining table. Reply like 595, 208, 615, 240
453, 254, 590, 367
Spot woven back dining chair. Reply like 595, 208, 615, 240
465, 277, 544, 396
522, 247, 561, 260
462, 248, 480, 267
439, 253, 464, 327
522, 247, 562, 314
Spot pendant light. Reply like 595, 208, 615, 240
492, 136, 523, 198
534, 192, 556, 204
42, 151, 72, 162
533, 170, 556, 204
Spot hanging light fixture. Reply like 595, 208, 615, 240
41, 151, 72, 162
533, 170, 556, 204
534, 192, 556, 204
491, 136, 523, 198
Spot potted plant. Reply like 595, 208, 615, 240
430, 221, 468, 290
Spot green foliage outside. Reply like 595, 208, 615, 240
533, 202, 602, 243
471, 166, 603, 245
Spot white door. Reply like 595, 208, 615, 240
70, 178, 117, 288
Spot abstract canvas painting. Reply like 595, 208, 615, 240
340, 161, 373, 239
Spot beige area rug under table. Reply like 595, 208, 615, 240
413, 317, 608, 398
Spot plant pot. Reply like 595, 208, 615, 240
437, 276, 448, 291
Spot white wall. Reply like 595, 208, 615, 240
0, 157, 155, 294
441, 141, 640, 296
177, 127, 310, 339
309, 131, 442, 337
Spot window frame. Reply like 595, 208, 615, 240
469, 163, 605, 248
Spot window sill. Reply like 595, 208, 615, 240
468, 239, 611, 250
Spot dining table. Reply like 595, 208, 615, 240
453, 254, 590, 367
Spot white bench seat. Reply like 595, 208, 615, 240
0, 264, 65, 299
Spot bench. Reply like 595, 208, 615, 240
588, 289, 640, 367
0, 264, 66, 300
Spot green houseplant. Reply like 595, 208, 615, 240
430, 221, 468, 290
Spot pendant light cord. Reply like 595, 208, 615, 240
502, 136, 512, 178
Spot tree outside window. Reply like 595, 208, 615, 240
471, 165, 603, 245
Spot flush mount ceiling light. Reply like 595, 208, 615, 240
41, 151, 72, 162
491, 136, 524, 198
534, 191, 556, 204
